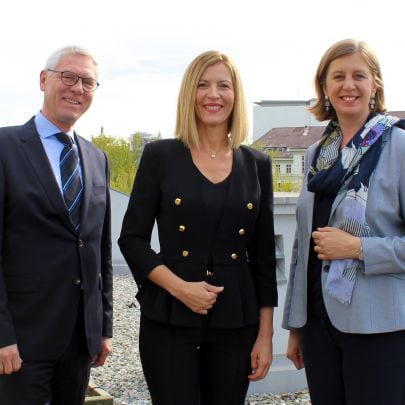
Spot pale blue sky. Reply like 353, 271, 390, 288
2, 0, 404, 140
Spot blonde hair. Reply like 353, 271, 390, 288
175, 50, 248, 148
309, 39, 386, 121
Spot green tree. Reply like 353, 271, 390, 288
92, 134, 137, 194
249, 141, 302, 192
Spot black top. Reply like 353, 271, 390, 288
200, 174, 231, 241
307, 192, 335, 313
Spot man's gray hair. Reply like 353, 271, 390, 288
44, 45, 98, 70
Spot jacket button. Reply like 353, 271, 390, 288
182, 250, 189, 257
73, 278, 81, 285
246, 202, 254, 210
179, 225, 186, 232
238, 228, 245, 235
174, 198, 182, 206
206, 270, 214, 277
230, 253, 238, 260
78, 239, 84, 247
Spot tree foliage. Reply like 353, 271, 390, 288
92, 131, 158, 194
249, 141, 302, 192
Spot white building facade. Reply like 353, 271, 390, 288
253, 99, 324, 141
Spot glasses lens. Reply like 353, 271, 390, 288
61, 72, 79, 86
82, 79, 98, 92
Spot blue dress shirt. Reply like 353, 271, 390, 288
34, 112, 82, 194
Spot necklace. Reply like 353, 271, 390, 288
210, 151, 217, 159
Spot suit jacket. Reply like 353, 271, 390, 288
0, 117, 113, 360
119, 139, 278, 329
282, 125, 405, 333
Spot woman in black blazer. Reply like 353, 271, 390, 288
119, 50, 277, 405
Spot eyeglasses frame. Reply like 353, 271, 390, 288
46, 69, 100, 92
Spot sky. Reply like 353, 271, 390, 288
2, 0, 405, 141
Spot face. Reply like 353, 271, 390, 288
40, 53, 98, 132
194, 62, 235, 132
323, 52, 377, 123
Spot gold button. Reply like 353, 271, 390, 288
179, 225, 186, 232
206, 270, 214, 277
230, 253, 238, 260
247, 202, 254, 210
182, 250, 189, 257
175, 198, 182, 206
238, 229, 245, 235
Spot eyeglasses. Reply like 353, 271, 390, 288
47, 69, 100, 92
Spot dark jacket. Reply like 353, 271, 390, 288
119, 139, 277, 328
0, 117, 113, 360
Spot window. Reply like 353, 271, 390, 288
275, 164, 281, 173
301, 156, 305, 173
286, 164, 291, 174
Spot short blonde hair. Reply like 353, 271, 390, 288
175, 50, 248, 149
309, 39, 386, 121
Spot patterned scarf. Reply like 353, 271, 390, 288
307, 114, 400, 304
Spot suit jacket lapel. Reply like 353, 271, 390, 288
75, 134, 92, 234
19, 118, 76, 232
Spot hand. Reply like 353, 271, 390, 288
286, 329, 304, 370
0, 344, 22, 375
312, 227, 361, 260
248, 337, 273, 381
174, 281, 224, 315
91, 337, 112, 368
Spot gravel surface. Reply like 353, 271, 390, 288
91, 274, 311, 404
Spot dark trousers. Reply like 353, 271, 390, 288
139, 315, 258, 405
0, 299, 92, 405
302, 307, 405, 405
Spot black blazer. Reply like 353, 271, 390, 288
0, 117, 113, 360
119, 139, 277, 328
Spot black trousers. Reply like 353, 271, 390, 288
301, 307, 405, 405
0, 297, 92, 405
139, 315, 258, 405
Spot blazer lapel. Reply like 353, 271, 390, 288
75, 134, 93, 234
18, 118, 75, 232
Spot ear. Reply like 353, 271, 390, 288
39, 70, 47, 92
322, 84, 328, 99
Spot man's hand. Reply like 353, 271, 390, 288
91, 337, 112, 368
0, 344, 22, 375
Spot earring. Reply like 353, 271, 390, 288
370, 95, 376, 111
324, 96, 330, 112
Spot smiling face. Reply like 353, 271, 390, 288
40, 53, 98, 132
194, 62, 235, 133
323, 52, 377, 124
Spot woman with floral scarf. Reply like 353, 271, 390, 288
283, 39, 405, 405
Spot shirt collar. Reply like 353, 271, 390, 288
34, 111, 75, 140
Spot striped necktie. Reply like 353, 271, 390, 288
55, 133, 83, 231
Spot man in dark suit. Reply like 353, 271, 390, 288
0, 46, 113, 405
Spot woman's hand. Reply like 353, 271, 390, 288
312, 227, 361, 260
174, 281, 224, 315
248, 336, 273, 381
249, 307, 274, 381
286, 329, 304, 370
147, 265, 224, 315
